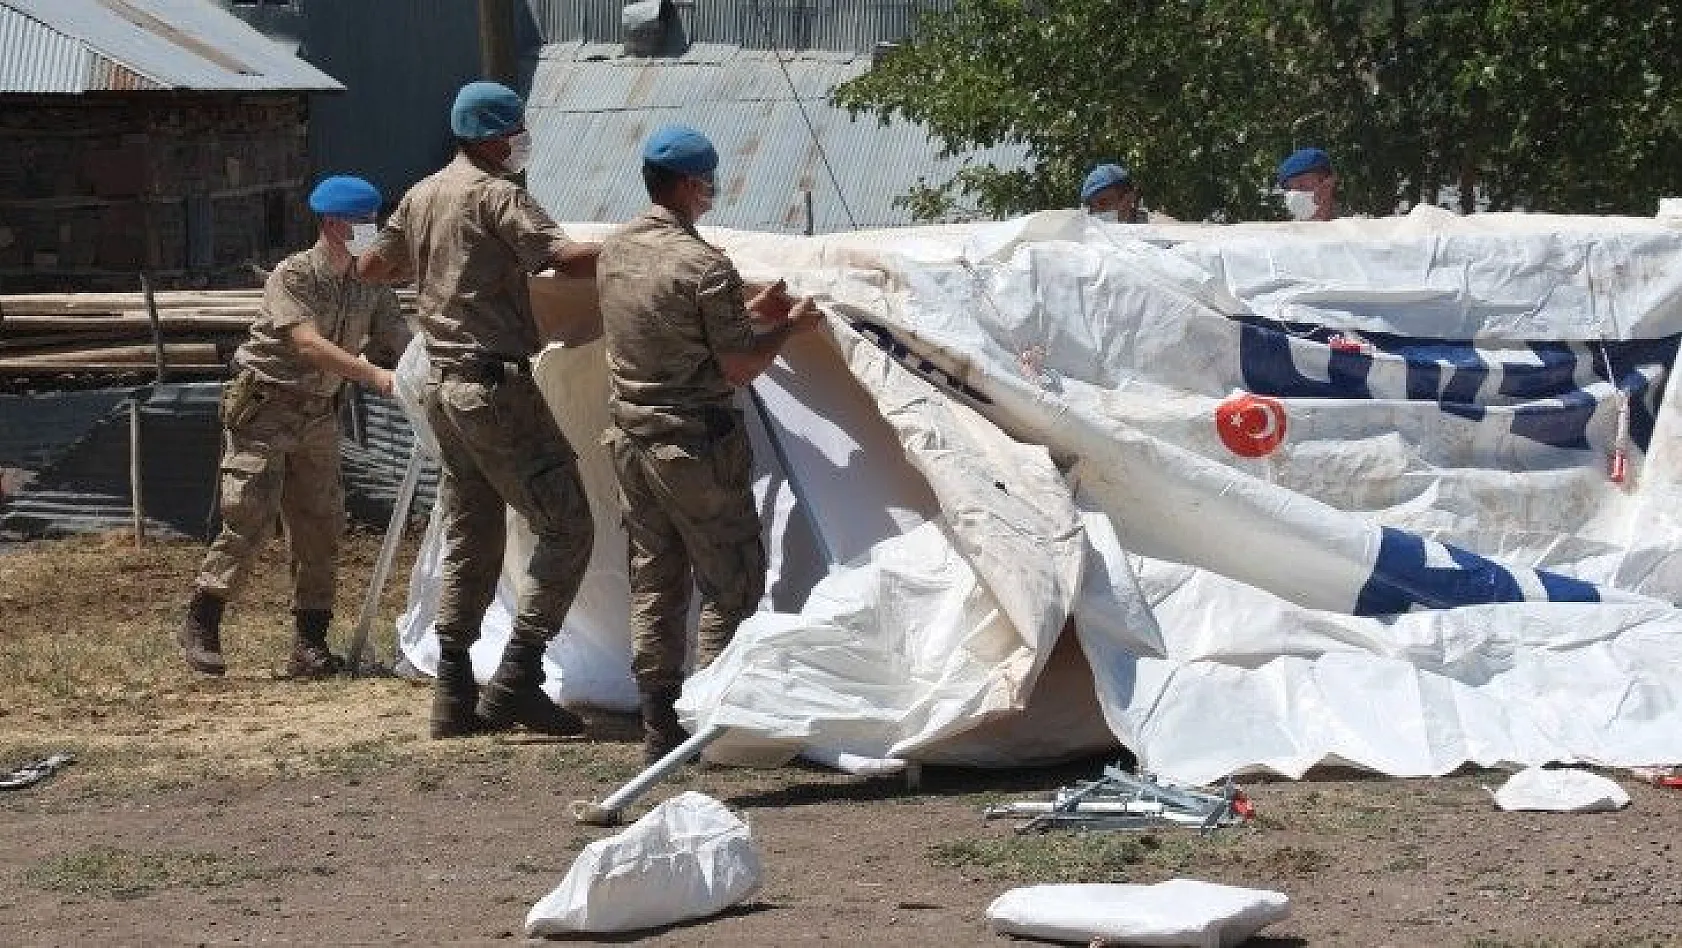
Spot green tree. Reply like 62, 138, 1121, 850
835, 0, 1682, 221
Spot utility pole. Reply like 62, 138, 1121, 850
478, 0, 518, 85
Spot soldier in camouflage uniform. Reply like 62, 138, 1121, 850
597, 125, 823, 763
357, 81, 601, 740
178, 175, 410, 679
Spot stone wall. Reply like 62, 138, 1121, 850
0, 94, 312, 292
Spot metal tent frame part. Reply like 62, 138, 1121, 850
983, 765, 1254, 835
0, 753, 76, 791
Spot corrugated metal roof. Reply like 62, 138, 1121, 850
0, 5, 99, 93
0, 0, 342, 94
525, 0, 952, 53
525, 43, 1029, 232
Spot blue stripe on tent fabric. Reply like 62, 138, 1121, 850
1508, 387, 1598, 450
1235, 322, 1374, 399
1236, 320, 1681, 452
1354, 527, 1601, 616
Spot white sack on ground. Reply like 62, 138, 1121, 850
524, 791, 761, 936
985, 879, 1291, 947
1490, 767, 1632, 813
397, 206, 1682, 780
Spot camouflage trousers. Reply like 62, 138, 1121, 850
606, 421, 766, 695
195, 380, 342, 611
425, 372, 594, 649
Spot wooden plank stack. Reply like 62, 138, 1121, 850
0, 288, 418, 379
0, 289, 259, 377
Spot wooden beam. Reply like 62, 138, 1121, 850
0, 342, 221, 366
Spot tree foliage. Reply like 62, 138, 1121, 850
833, 1, 1682, 221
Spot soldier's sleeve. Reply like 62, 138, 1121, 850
696, 257, 757, 354
366, 194, 413, 276
493, 184, 571, 273
364, 289, 413, 369
263, 259, 315, 332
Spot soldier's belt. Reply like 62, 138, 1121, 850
437, 355, 532, 385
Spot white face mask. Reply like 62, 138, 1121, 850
345, 222, 378, 256
1283, 189, 1320, 221
503, 130, 533, 174
1088, 208, 1120, 223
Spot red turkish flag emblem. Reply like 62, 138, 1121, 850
1216, 393, 1287, 458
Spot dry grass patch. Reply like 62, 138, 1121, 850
0, 530, 438, 789
25, 845, 288, 900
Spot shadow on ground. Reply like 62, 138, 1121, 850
532, 901, 778, 942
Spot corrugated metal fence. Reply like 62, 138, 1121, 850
0, 383, 436, 541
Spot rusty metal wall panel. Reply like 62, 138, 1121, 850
85, 53, 164, 91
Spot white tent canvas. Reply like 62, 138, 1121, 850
395, 207, 1682, 783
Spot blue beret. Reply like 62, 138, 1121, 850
308, 175, 382, 217
451, 81, 524, 141
1277, 147, 1333, 186
1080, 164, 1133, 204
641, 125, 718, 177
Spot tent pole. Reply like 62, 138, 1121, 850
571, 725, 724, 826
346, 440, 426, 674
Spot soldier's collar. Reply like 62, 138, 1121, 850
648, 204, 702, 238
305, 242, 354, 281
451, 151, 509, 180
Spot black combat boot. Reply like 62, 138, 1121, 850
176, 589, 227, 676
475, 638, 586, 737
430, 647, 486, 739
283, 609, 343, 679
639, 686, 689, 765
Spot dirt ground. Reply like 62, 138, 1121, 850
2, 533, 1680, 947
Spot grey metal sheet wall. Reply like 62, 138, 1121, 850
290, 0, 482, 201
0, 3, 168, 94
217, 0, 482, 202
525, 0, 949, 52
210, 0, 964, 201
524, 45, 1027, 232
